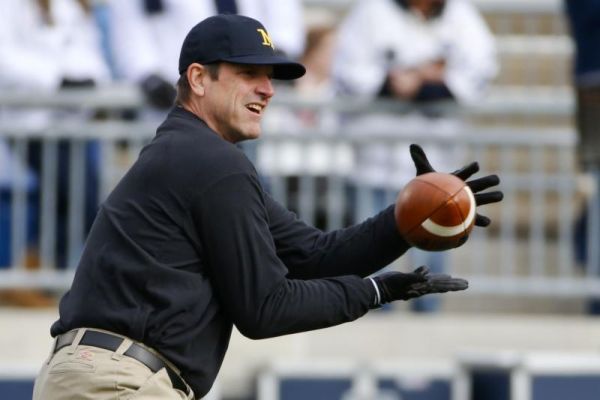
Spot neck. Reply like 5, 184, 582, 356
180, 103, 234, 143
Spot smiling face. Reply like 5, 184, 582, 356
188, 62, 275, 143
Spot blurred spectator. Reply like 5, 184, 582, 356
332, 0, 497, 311
564, 0, 600, 314
105, 0, 306, 111
0, 0, 111, 305
257, 16, 346, 228
0, 0, 111, 93
295, 23, 337, 99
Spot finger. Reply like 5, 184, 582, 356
452, 162, 479, 181
450, 278, 469, 288
429, 275, 467, 285
474, 191, 504, 206
409, 144, 435, 175
413, 265, 430, 276
428, 274, 452, 281
467, 174, 500, 192
432, 278, 469, 292
475, 214, 491, 227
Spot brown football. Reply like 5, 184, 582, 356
395, 172, 476, 251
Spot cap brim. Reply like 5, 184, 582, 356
221, 55, 306, 80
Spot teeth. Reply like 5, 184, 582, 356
247, 104, 263, 113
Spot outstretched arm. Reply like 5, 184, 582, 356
266, 194, 410, 280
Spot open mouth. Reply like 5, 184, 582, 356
246, 103, 264, 115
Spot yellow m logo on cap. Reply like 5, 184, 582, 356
257, 28, 275, 50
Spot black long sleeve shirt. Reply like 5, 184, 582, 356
51, 107, 410, 397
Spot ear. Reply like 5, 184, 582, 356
187, 63, 206, 96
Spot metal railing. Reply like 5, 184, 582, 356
304, 0, 564, 14
0, 85, 597, 302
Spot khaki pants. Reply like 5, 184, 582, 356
33, 328, 194, 400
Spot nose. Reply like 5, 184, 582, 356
256, 76, 274, 100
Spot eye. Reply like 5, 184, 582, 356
240, 69, 256, 77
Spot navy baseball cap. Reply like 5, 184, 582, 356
178, 14, 306, 80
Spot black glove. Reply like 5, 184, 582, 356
409, 143, 503, 227
140, 73, 176, 109
370, 266, 468, 306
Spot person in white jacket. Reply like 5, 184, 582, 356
333, 0, 496, 104
332, 0, 498, 312
105, 0, 306, 109
0, 0, 111, 94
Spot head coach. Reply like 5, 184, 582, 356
32, 14, 502, 399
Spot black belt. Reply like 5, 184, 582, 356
54, 329, 189, 395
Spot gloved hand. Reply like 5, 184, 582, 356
409, 144, 503, 227
140, 73, 176, 109
369, 266, 468, 306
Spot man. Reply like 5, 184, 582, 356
33, 15, 502, 399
